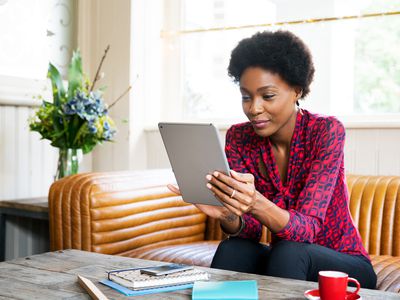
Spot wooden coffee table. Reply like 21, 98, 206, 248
0, 249, 398, 299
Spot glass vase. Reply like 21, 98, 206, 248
55, 148, 83, 181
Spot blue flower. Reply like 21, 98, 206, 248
88, 122, 97, 134
103, 120, 110, 130
63, 90, 108, 124
102, 119, 116, 140
102, 129, 115, 140
63, 92, 87, 118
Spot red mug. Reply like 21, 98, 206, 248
318, 271, 360, 300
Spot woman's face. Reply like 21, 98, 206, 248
240, 66, 300, 138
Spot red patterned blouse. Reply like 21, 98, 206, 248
225, 109, 369, 260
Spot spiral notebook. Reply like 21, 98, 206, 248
107, 267, 209, 290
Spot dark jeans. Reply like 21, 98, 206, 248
211, 238, 377, 289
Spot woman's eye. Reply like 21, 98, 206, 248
263, 94, 275, 100
241, 95, 251, 102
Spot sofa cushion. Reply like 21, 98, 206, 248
131, 241, 220, 267
370, 255, 400, 293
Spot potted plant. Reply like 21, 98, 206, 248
29, 46, 120, 180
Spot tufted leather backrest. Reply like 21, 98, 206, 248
346, 174, 400, 256
49, 169, 206, 256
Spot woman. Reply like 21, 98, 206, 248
168, 30, 377, 288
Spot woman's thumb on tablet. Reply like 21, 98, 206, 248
230, 169, 241, 179
230, 170, 254, 183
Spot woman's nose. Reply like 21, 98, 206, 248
249, 97, 264, 116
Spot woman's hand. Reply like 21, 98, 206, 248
206, 170, 265, 216
167, 184, 230, 219
166, 183, 242, 233
207, 170, 290, 233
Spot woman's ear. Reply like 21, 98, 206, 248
293, 87, 302, 106
295, 87, 303, 100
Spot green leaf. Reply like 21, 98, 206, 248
51, 109, 65, 140
48, 63, 65, 107
68, 115, 82, 146
73, 122, 88, 146
82, 143, 96, 154
67, 50, 83, 101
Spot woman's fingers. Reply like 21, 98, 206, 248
207, 182, 249, 214
214, 171, 254, 194
207, 172, 255, 205
211, 188, 244, 216
230, 169, 254, 184
167, 184, 181, 195
206, 174, 234, 197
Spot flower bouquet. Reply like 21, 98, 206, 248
29, 46, 118, 180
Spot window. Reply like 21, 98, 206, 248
0, 0, 50, 80
154, 0, 400, 123
0, 0, 75, 105
353, 2, 400, 114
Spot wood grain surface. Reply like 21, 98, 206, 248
0, 197, 48, 213
0, 249, 398, 299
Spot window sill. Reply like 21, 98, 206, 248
0, 75, 51, 107
338, 115, 400, 129
341, 121, 400, 129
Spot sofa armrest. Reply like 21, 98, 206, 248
371, 255, 400, 293
48, 169, 207, 256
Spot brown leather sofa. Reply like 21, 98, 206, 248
49, 169, 400, 293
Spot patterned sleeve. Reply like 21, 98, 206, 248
225, 125, 262, 242
275, 118, 345, 243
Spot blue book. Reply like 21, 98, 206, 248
100, 279, 193, 296
192, 280, 258, 300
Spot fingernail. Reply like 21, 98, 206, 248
213, 171, 219, 177
206, 183, 212, 189
206, 174, 212, 180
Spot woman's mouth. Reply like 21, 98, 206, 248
251, 120, 270, 129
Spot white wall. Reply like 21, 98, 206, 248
345, 128, 400, 175
0, 106, 56, 200
76, 0, 146, 172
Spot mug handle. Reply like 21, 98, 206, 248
347, 277, 361, 295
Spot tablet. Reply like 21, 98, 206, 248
140, 264, 193, 276
158, 122, 230, 206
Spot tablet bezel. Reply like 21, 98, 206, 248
158, 122, 231, 206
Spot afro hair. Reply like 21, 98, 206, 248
228, 30, 315, 99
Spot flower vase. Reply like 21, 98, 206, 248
55, 148, 83, 180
